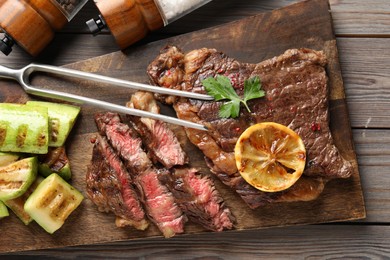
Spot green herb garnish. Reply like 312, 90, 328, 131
202, 75, 265, 118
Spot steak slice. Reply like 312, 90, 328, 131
86, 135, 148, 230
126, 91, 188, 168
136, 168, 187, 238
95, 112, 187, 237
159, 168, 234, 232
147, 46, 351, 208
95, 112, 152, 173
127, 91, 235, 231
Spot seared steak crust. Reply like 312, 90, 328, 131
127, 91, 234, 231
86, 135, 148, 230
147, 46, 352, 208
127, 92, 188, 168
95, 112, 187, 237
159, 168, 234, 232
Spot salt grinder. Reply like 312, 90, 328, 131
0, 0, 88, 56
87, 0, 212, 49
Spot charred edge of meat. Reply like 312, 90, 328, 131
95, 112, 187, 238
205, 157, 326, 209
94, 111, 121, 135
86, 135, 148, 230
159, 167, 235, 231
126, 91, 189, 168
147, 46, 187, 105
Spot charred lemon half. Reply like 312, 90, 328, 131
234, 122, 306, 192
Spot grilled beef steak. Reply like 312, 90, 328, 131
127, 91, 188, 168
159, 168, 234, 232
147, 46, 352, 209
95, 112, 187, 238
86, 135, 148, 230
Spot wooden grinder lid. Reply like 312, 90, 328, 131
94, 0, 164, 49
0, 0, 55, 56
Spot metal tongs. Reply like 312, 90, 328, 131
0, 63, 214, 131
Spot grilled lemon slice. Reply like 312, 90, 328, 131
24, 173, 83, 234
235, 122, 306, 192
0, 157, 38, 200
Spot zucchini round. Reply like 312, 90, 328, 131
0, 157, 38, 200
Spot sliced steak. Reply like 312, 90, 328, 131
126, 91, 188, 168
86, 135, 148, 230
147, 46, 351, 208
95, 112, 152, 173
159, 168, 234, 231
127, 91, 235, 230
95, 112, 187, 237
136, 168, 187, 238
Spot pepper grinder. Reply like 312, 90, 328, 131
0, 0, 88, 56
86, 0, 212, 50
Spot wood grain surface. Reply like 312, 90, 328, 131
0, 0, 365, 253
0, 0, 389, 258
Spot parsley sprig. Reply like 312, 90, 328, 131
202, 75, 265, 118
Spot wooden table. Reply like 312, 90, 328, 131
1, 0, 389, 258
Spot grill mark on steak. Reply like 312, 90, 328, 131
126, 91, 188, 168
86, 135, 148, 230
95, 112, 187, 238
147, 46, 351, 209
159, 168, 235, 232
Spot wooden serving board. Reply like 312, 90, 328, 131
0, 0, 365, 253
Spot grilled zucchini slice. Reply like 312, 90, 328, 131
3, 176, 43, 225
26, 101, 80, 147
0, 103, 49, 154
0, 157, 38, 201
24, 173, 83, 234
0, 152, 21, 167
0, 200, 9, 219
